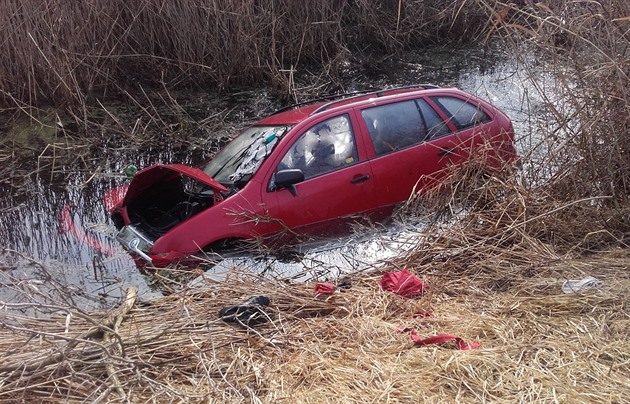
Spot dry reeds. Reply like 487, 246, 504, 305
1, 166, 629, 402
1, 241, 628, 402
2, 1, 630, 402
476, 0, 630, 206
0, 0, 490, 111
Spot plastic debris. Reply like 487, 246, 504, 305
379, 269, 427, 298
399, 328, 481, 350
218, 296, 272, 325
124, 164, 138, 177
561, 276, 603, 294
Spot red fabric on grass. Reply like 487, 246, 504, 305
314, 282, 336, 295
414, 310, 433, 318
399, 328, 481, 350
379, 269, 427, 298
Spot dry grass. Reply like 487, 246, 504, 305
2, 1, 630, 402
1, 251, 628, 402
478, 0, 630, 205
1, 169, 629, 402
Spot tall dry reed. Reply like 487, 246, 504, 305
0, 0, 489, 110
470, 0, 630, 245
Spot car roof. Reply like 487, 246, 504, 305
256, 84, 443, 126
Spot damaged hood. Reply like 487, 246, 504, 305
121, 164, 229, 206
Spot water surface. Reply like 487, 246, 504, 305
0, 45, 547, 309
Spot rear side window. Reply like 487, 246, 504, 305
361, 100, 427, 156
430, 96, 491, 131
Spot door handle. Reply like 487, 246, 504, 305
350, 174, 370, 184
437, 148, 456, 156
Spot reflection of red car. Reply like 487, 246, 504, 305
111, 85, 517, 266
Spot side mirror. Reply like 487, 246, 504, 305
272, 169, 305, 196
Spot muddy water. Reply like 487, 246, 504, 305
0, 46, 546, 309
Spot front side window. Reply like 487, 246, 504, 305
361, 100, 427, 156
278, 114, 358, 179
430, 96, 491, 131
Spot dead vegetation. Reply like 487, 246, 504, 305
0, 0, 498, 148
1, 0, 630, 402
1, 204, 629, 402
0, 0, 490, 110
1, 157, 629, 402
484, 0, 630, 205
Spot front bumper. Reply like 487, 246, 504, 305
116, 224, 155, 263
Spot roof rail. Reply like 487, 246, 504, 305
270, 84, 439, 116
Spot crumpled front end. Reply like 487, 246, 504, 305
111, 164, 230, 265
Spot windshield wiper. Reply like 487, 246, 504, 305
210, 145, 250, 178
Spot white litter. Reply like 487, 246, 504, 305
562, 276, 603, 294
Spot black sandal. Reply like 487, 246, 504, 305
218, 296, 272, 325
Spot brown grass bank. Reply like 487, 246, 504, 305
1, 188, 629, 402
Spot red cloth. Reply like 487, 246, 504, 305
379, 269, 427, 298
314, 282, 336, 295
414, 310, 433, 318
399, 328, 481, 350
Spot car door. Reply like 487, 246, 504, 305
360, 97, 459, 208
263, 113, 377, 240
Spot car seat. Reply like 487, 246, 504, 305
306, 136, 336, 176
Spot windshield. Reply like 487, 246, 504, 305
201, 125, 290, 185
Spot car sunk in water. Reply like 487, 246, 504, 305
111, 85, 517, 266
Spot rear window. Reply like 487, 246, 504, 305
430, 96, 491, 131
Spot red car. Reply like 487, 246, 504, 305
111, 85, 517, 266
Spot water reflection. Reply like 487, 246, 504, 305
192, 217, 427, 287
0, 45, 550, 308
